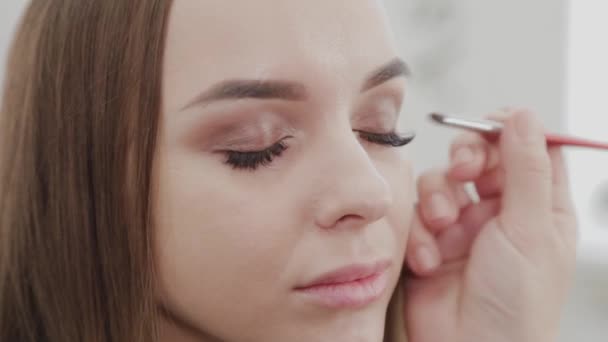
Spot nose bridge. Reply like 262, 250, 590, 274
313, 130, 393, 229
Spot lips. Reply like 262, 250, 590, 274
295, 260, 392, 309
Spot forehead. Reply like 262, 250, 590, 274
162, 0, 398, 111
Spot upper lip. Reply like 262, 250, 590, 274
296, 259, 392, 289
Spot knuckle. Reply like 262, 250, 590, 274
486, 111, 510, 122
417, 168, 444, 190
450, 134, 483, 154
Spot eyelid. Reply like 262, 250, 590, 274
361, 83, 404, 110
209, 124, 296, 152
353, 97, 402, 132
216, 134, 276, 151
220, 135, 293, 153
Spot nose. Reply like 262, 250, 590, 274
313, 135, 393, 230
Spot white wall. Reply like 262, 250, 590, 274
383, 0, 567, 171
567, 0, 608, 254
0, 1, 27, 86
562, 3, 608, 339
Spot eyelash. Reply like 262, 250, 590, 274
223, 131, 414, 170
355, 130, 415, 147
224, 139, 289, 170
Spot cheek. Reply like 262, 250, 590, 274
385, 158, 415, 255
152, 158, 302, 324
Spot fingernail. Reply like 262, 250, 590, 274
514, 111, 543, 143
451, 147, 474, 167
416, 246, 439, 272
455, 184, 473, 207
428, 193, 451, 220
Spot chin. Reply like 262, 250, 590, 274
309, 312, 385, 342
299, 300, 390, 342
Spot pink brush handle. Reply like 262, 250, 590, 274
482, 132, 608, 150
545, 133, 608, 150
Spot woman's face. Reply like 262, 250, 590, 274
155, 0, 414, 341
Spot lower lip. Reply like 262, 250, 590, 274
295, 270, 390, 309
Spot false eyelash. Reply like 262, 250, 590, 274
356, 131, 415, 147
224, 140, 289, 170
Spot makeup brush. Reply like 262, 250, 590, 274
429, 112, 608, 150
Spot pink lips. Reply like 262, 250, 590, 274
295, 260, 391, 308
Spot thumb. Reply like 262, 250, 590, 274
498, 111, 553, 250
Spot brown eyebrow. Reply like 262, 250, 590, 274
181, 80, 307, 110
361, 58, 410, 91
181, 58, 409, 110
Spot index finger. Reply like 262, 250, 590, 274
448, 132, 500, 182
447, 111, 509, 181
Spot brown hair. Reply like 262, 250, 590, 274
0, 1, 173, 341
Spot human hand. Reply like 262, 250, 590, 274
403, 110, 578, 342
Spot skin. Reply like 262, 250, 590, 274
155, 1, 413, 341
153, 0, 578, 341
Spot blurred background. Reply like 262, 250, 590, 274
1, 0, 606, 340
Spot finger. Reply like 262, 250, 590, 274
448, 133, 500, 182
447, 107, 523, 181
417, 168, 462, 233
486, 110, 512, 122
548, 147, 574, 216
547, 147, 578, 241
460, 198, 502, 230
449, 108, 529, 196
474, 167, 505, 198
452, 181, 473, 208
498, 110, 552, 246
406, 206, 441, 276
436, 199, 501, 262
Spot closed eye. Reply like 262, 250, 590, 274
355, 130, 415, 147
219, 130, 413, 172
221, 138, 291, 171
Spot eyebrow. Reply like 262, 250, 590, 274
361, 58, 410, 91
181, 58, 410, 110
181, 80, 307, 110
